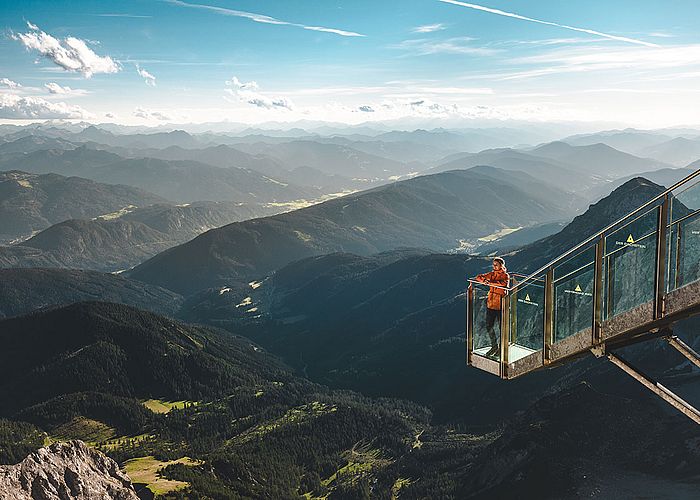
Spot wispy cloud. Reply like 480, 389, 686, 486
44, 82, 89, 96
136, 65, 157, 86
225, 76, 293, 110
164, 0, 365, 37
12, 22, 120, 77
648, 32, 676, 38
439, 0, 660, 47
412, 23, 446, 33
391, 37, 498, 56
95, 13, 152, 18
0, 93, 92, 119
0, 78, 21, 89
518, 44, 700, 72
133, 107, 171, 121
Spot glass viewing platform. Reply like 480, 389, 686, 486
466, 169, 700, 423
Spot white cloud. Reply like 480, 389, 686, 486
357, 105, 375, 112
413, 23, 446, 33
12, 23, 120, 77
439, 0, 660, 47
44, 82, 89, 96
512, 44, 700, 78
0, 93, 92, 119
133, 107, 171, 121
225, 76, 293, 110
164, 0, 365, 37
0, 78, 21, 89
136, 65, 157, 86
391, 37, 498, 56
26, 21, 39, 31
105, 112, 116, 118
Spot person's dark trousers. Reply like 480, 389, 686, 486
485, 308, 501, 356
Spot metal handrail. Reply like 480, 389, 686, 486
466, 278, 509, 291
512, 168, 700, 290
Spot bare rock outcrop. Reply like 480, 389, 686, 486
0, 440, 138, 500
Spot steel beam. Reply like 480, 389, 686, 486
666, 335, 700, 369
608, 352, 700, 425
466, 285, 473, 366
592, 236, 604, 344
654, 195, 670, 320
500, 292, 511, 378
543, 268, 554, 363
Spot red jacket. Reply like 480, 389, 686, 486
476, 269, 509, 310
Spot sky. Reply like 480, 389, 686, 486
1, 0, 700, 128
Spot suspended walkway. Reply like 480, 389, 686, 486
466, 169, 700, 423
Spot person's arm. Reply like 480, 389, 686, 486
479, 271, 497, 283
490, 271, 509, 288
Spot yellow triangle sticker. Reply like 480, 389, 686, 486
575, 284, 582, 292
626, 234, 635, 244
525, 293, 531, 302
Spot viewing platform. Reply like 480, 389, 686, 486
467, 169, 700, 423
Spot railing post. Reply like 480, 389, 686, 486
467, 284, 473, 366
674, 221, 682, 291
543, 267, 554, 364
592, 235, 605, 344
500, 291, 511, 378
654, 194, 670, 320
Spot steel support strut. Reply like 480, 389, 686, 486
607, 352, 700, 425
666, 335, 700, 369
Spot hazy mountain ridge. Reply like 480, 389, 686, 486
0, 201, 281, 272
0, 145, 317, 203
129, 167, 579, 294
0, 170, 165, 244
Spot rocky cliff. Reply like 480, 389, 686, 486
0, 440, 138, 500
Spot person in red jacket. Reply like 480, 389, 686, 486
475, 257, 509, 357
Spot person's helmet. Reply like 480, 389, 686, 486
493, 257, 505, 267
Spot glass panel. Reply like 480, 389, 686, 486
553, 245, 596, 342
671, 179, 700, 223
669, 179, 700, 291
509, 278, 544, 362
471, 283, 500, 359
604, 207, 658, 318
675, 213, 700, 289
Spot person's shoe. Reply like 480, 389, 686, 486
486, 345, 499, 358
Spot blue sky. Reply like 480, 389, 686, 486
1, 0, 700, 127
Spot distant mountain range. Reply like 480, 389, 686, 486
231, 140, 415, 179
0, 170, 165, 244
0, 268, 182, 319
432, 142, 671, 196
129, 167, 580, 294
0, 201, 281, 272
0, 146, 315, 203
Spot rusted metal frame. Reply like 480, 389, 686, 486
605, 253, 613, 321
608, 352, 700, 425
654, 196, 670, 320
500, 291, 511, 378
466, 284, 474, 366
666, 335, 700, 369
543, 267, 555, 364
674, 222, 682, 290
592, 235, 605, 345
